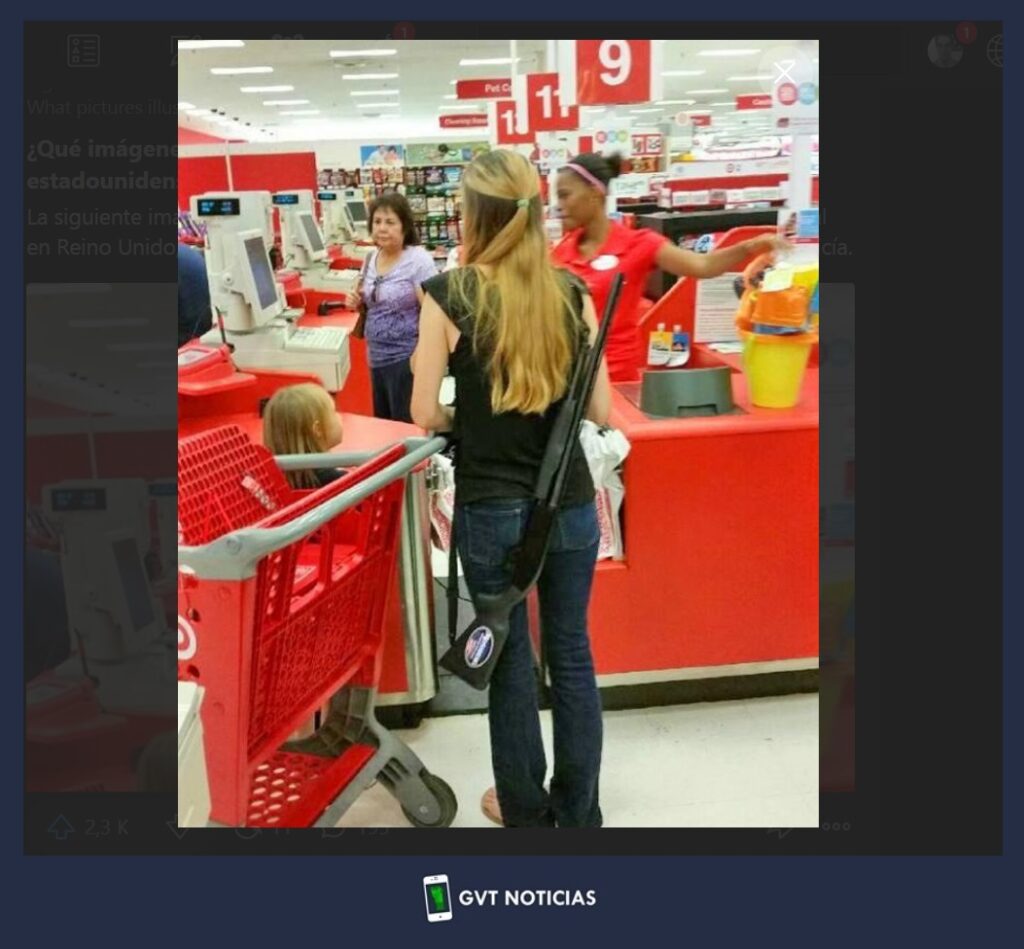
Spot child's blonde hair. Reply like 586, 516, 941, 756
262, 384, 338, 489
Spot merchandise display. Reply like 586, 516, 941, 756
403, 164, 463, 248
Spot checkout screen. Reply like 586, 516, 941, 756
111, 537, 155, 633
196, 197, 240, 216
244, 236, 279, 310
51, 487, 107, 512
301, 214, 325, 253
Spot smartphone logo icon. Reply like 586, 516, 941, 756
423, 874, 453, 923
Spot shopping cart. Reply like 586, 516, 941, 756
177, 424, 455, 828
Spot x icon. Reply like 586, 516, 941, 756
773, 60, 796, 85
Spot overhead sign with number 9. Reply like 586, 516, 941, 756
577, 39, 652, 104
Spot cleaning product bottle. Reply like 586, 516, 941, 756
647, 323, 671, 368
668, 325, 691, 368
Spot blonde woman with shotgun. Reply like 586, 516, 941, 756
412, 150, 610, 827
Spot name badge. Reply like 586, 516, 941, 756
589, 254, 619, 272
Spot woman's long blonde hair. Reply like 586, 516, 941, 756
451, 149, 578, 415
262, 383, 334, 489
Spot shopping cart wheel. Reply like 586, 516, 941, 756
402, 771, 457, 828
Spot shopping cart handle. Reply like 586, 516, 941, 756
274, 442, 407, 472
178, 436, 446, 581
274, 434, 454, 473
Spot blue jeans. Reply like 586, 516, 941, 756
455, 498, 603, 827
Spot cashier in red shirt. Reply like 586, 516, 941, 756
552, 152, 784, 382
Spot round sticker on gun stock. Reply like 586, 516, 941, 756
465, 626, 495, 668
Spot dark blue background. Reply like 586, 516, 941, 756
9, 2, 1018, 940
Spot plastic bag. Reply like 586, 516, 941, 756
427, 452, 456, 553
579, 421, 631, 560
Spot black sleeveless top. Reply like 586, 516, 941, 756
421, 267, 595, 507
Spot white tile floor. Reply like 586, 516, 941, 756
339, 693, 818, 828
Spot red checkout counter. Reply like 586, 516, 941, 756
274, 253, 376, 418
178, 343, 436, 714
585, 226, 818, 689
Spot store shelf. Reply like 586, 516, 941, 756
659, 200, 787, 212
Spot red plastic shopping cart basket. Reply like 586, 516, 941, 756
177, 425, 455, 828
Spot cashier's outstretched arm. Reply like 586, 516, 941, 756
411, 292, 455, 433
655, 235, 787, 280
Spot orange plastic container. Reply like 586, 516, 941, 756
752, 286, 811, 328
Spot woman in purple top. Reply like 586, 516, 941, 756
359, 193, 438, 423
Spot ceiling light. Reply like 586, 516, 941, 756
685, 89, 729, 95
329, 49, 397, 57
727, 75, 772, 82
177, 39, 245, 50
440, 104, 480, 111
661, 69, 706, 77
350, 89, 399, 96
185, 108, 213, 116
657, 99, 696, 105
459, 57, 519, 66
450, 80, 458, 85
340, 73, 398, 80
278, 109, 320, 116
442, 94, 457, 100
630, 108, 663, 114
240, 85, 294, 93
177, 101, 195, 110
210, 66, 273, 75
356, 102, 399, 109
697, 48, 761, 57
263, 99, 309, 106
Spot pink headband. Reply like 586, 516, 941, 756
563, 162, 607, 194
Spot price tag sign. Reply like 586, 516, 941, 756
592, 121, 633, 157
526, 72, 579, 132
494, 100, 534, 145
631, 133, 664, 156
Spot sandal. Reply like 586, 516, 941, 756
480, 787, 504, 826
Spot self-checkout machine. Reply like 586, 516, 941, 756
190, 192, 350, 393
27, 479, 178, 790
318, 190, 358, 246
275, 189, 362, 296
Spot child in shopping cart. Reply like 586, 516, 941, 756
262, 384, 345, 490
262, 383, 346, 741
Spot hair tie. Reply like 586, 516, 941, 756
516, 197, 530, 209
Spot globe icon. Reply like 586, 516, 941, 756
987, 34, 1003, 68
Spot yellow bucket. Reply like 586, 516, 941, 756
790, 263, 819, 296
740, 329, 817, 408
